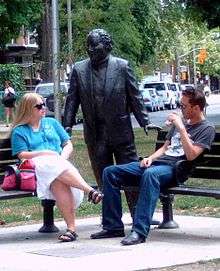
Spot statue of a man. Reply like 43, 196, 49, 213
64, 29, 150, 191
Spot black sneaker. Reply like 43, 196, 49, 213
90, 229, 125, 239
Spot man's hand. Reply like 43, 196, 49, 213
65, 127, 72, 137
166, 112, 185, 131
140, 157, 153, 168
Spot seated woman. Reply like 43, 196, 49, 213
11, 93, 103, 242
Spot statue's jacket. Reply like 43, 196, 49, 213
64, 55, 149, 146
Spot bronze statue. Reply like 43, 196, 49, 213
63, 29, 150, 192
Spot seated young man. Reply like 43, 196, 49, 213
90, 88, 215, 246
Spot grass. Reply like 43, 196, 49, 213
0, 128, 219, 225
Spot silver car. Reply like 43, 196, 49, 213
34, 82, 69, 118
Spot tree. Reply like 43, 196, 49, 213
37, 0, 53, 81
197, 29, 220, 78
182, 0, 220, 29
58, 0, 143, 76
0, 0, 43, 48
131, 0, 161, 66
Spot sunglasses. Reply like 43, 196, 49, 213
34, 103, 45, 110
179, 103, 187, 109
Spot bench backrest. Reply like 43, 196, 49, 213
0, 138, 18, 184
156, 130, 220, 180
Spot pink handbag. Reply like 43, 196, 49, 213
1, 165, 19, 191
18, 159, 36, 191
1, 160, 36, 192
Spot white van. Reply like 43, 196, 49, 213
140, 81, 177, 109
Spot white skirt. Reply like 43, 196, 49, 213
32, 155, 84, 209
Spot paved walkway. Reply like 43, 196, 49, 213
0, 213, 219, 271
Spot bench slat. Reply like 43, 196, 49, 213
0, 149, 15, 161
213, 133, 220, 141
207, 145, 220, 155
193, 157, 220, 167
191, 168, 220, 179
166, 186, 220, 199
0, 190, 35, 200
0, 138, 11, 149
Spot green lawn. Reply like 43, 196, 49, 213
0, 128, 219, 225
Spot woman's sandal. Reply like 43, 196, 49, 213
58, 229, 78, 242
88, 189, 104, 204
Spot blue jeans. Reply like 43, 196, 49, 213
102, 161, 174, 237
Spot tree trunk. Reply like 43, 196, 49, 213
40, 0, 53, 81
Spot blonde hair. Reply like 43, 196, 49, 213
12, 93, 44, 128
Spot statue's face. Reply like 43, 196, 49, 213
87, 34, 109, 65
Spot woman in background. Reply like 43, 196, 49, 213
3, 80, 16, 126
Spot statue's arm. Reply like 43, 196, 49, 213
63, 67, 80, 128
125, 63, 149, 127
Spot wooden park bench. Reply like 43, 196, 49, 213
0, 137, 59, 232
123, 130, 220, 229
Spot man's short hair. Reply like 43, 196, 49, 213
182, 88, 206, 111
87, 29, 113, 52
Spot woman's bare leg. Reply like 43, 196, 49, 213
9, 107, 14, 123
5, 108, 9, 125
50, 180, 76, 232
57, 167, 94, 194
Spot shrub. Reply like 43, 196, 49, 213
0, 64, 25, 92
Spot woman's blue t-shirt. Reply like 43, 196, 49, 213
11, 117, 70, 156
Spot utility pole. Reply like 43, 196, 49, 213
52, 0, 61, 121
193, 44, 197, 88
67, 0, 73, 66
66, 0, 73, 77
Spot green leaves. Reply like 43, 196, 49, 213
0, 64, 25, 92
0, 0, 43, 48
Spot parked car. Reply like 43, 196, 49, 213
34, 82, 69, 119
141, 81, 177, 109
140, 88, 158, 112
170, 83, 182, 106
34, 82, 69, 98
180, 84, 195, 91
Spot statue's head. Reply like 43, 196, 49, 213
86, 29, 113, 65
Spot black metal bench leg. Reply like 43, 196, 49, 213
158, 193, 179, 229
38, 199, 59, 233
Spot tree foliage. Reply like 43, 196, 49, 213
0, 0, 43, 48
0, 64, 25, 91
182, 0, 220, 29
1, 0, 219, 80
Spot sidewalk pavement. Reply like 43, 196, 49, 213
0, 212, 219, 271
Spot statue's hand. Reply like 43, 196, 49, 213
144, 123, 162, 135
147, 123, 162, 131
143, 125, 148, 135
65, 127, 72, 137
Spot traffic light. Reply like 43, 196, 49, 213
198, 49, 207, 64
